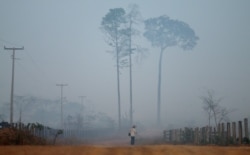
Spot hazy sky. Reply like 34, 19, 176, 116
1, 0, 250, 127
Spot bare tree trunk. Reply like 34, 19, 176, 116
117, 59, 121, 130
116, 32, 121, 130
157, 48, 164, 126
129, 21, 133, 127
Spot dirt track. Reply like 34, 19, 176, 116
0, 145, 249, 155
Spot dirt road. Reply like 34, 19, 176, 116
0, 145, 249, 155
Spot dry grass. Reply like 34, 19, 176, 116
0, 145, 249, 155
1, 128, 249, 154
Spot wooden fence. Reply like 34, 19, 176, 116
163, 118, 249, 145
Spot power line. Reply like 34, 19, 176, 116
4, 46, 24, 124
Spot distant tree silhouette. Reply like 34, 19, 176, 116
200, 90, 234, 128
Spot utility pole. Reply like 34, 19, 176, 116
79, 96, 86, 138
56, 84, 67, 129
4, 46, 24, 124
14, 96, 24, 124
79, 96, 86, 121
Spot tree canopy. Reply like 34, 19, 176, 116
144, 15, 199, 50
101, 8, 127, 48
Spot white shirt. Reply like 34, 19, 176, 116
130, 127, 136, 137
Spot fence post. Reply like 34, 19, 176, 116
179, 128, 182, 143
227, 122, 231, 144
169, 130, 172, 142
208, 126, 212, 144
201, 127, 206, 144
205, 126, 208, 143
196, 127, 199, 145
221, 123, 225, 145
174, 129, 177, 142
213, 127, 217, 144
163, 130, 167, 141
238, 121, 242, 144
173, 130, 175, 142
176, 129, 179, 143
194, 128, 197, 144
244, 118, 249, 139
232, 122, 236, 144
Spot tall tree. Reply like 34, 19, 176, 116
101, 8, 127, 129
143, 15, 199, 126
125, 4, 142, 126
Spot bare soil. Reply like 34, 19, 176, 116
0, 145, 249, 155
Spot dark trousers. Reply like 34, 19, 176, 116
131, 136, 135, 145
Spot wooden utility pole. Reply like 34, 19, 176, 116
4, 46, 24, 124
56, 84, 67, 129
79, 96, 86, 138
